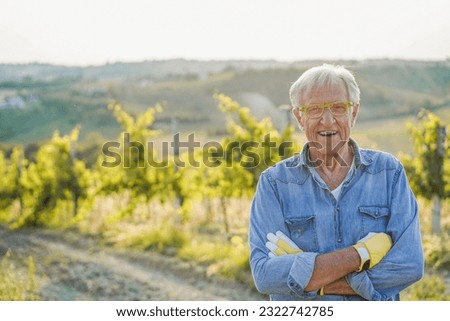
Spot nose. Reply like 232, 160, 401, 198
320, 108, 335, 126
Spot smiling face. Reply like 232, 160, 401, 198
292, 80, 359, 160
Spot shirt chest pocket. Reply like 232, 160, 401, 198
358, 206, 390, 236
284, 216, 318, 252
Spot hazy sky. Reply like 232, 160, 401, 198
1, 0, 449, 66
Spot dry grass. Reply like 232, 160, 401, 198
76, 193, 449, 299
0, 252, 40, 300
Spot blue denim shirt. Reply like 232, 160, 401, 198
249, 139, 424, 301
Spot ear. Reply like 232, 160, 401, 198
351, 103, 360, 127
292, 107, 304, 130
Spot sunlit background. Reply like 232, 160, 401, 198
0, 0, 449, 302
1, 0, 449, 65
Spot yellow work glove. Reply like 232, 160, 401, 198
353, 232, 393, 272
266, 231, 302, 258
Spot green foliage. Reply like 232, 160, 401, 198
402, 274, 449, 301
95, 102, 171, 222
162, 159, 198, 221
97, 103, 163, 196
164, 94, 297, 232
0, 147, 23, 214
215, 93, 298, 187
423, 233, 450, 270
17, 127, 90, 227
445, 143, 450, 198
401, 110, 449, 200
0, 252, 40, 300
400, 110, 449, 233
190, 160, 253, 233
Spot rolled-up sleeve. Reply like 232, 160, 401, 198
287, 253, 320, 298
346, 164, 424, 300
249, 172, 319, 299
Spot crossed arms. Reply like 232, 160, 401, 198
266, 231, 391, 296
249, 168, 424, 300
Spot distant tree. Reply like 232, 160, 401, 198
19, 128, 90, 227
401, 110, 449, 234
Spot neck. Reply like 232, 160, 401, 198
309, 140, 354, 171
310, 141, 354, 190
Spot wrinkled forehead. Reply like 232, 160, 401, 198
300, 79, 349, 104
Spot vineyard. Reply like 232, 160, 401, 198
1, 92, 449, 300
0, 93, 297, 298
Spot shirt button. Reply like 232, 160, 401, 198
338, 238, 342, 243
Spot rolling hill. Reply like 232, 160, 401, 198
0, 59, 448, 157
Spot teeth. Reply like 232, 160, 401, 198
319, 131, 337, 136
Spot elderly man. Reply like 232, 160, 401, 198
249, 64, 424, 300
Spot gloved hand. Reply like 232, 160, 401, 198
353, 232, 393, 272
266, 231, 302, 258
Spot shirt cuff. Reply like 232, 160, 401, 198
345, 272, 381, 301
287, 252, 319, 299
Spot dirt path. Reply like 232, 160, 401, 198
0, 226, 265, 301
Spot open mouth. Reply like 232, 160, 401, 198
318, 131, 337, 137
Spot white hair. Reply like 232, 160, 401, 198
289, 64, 360, 108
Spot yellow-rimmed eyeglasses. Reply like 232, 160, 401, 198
298, 101, 353, 119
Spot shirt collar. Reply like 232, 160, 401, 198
297, 138, 372, 168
